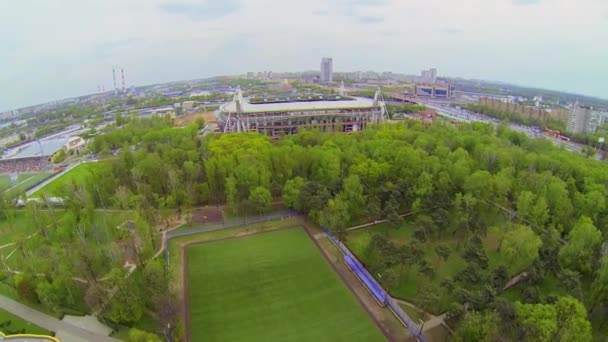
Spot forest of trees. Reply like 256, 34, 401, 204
86, 116, 608, 339
2, 115, 608, 340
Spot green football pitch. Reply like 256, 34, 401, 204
0, 173, 52, 195
186, 228, 385, 342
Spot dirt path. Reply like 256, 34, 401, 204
503, 271, 528, 291
346, 212, 416, 231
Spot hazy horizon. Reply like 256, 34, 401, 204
1, 0, 607, 111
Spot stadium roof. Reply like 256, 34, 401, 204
2, 137, 69, 159
221, 97, 379, 114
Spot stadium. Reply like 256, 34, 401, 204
217, 89, 387, 136
0, 134, 86, 195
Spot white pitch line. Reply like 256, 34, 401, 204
3, 175, 35, 193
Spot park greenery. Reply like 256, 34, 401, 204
386, 104, 427, 119
2, 113, 608, 340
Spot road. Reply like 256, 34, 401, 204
0, 295, 118, 342
417, 100, 600, 159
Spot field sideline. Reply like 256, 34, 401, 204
30, 162, 104, 196
0, 173, 52, 195
185, 227, 385, 342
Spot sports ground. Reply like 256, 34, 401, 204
186, 228, 385, 342
0, 173, 52, 195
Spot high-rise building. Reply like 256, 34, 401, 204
568, 106, 595, 134
420, 68, 438, 84
320, 57, 333, 83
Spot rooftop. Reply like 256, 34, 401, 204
221, 97, 379, 114
2, 137, 69, 159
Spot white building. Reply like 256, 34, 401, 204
429, 68, 437, 84
567, 106, 604, 134
320, 57, 333, 83
65, 136, 85, 152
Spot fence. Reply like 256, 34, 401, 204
164, 210, 297, 265
324, 229, 426, 342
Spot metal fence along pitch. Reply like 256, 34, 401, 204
324, 229, 427, 342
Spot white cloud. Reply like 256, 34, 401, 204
0, 0, 607, 110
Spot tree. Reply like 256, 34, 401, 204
434, 243, 451, 264
318, 196, 350, 242
384, 195, 402, 228
553, 296, 592, 342
462, 235, 488, 269
248, 186, 271, 215
128, 328, 162, 342
559, 216, 602, 274
515, 302, 557, 342
105, 277, 145, 325
15, 274, 38, 304
418, 259, 435, 280
500, 224, 541, 271
52, 148, 67, 163
558, 269, 583, 300
590, 257, 608, 314
341, 174, 365, 214
452, 312, 500, 342
417, 286, 440, 313
282, 177, 305, 210
516, 191, 549, 228
492, 266, 509, 291
225, 176, 238, 213
445, 302, 465, 326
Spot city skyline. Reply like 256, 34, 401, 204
1, 0, 607, 111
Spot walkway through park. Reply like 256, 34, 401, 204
0, 294, 118, 342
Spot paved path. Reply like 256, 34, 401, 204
0, 295, 118, 342
346, 211, 417, 231
392, 298, 448, 334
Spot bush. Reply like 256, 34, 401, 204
15, 275, 39, 304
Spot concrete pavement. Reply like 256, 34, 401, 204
0, 295, 118, 342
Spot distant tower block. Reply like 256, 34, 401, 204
121, 68, 125, 93
339, 81, 345, 96
112, 68, 117, 96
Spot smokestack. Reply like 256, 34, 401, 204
112, 68, 117, 96
121, 68, 125, 93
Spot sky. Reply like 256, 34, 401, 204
1, 0, 607, 111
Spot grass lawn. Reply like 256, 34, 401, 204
0, 308, 52, 336
187, 228, 384, 342
32, 162, 105, 196
0, 173, 53, 196
346, 219, 532, 314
